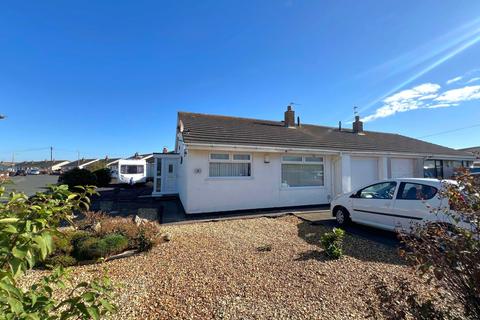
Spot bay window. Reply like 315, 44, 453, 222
281, 155, 324, 187
209, 153, 251, 177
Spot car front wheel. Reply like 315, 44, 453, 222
335, 207, 350, 226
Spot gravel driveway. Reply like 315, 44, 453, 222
22, 215, 436, 319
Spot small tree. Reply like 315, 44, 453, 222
399, 168, 480, 319
59, 168, 97, 190
0, 182, 116, 319
92, 168, 112, 187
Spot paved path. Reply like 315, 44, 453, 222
5, 175, 59, 196
296, 210, 399, 248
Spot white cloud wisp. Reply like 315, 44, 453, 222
362, 82, 480, 122
446, 76, 462, 84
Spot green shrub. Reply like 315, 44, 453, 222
102, 233, 129, 254
52, 233, 74, 255
44, 254, 77, 268
73, 234, 129, 260
74, 236, 107, 260
0, 183, 115, 319
96, 217, 161, 252
93, 168, 112, 187
320, 228, 345, 259
70, 230, 92, 247
59, 168, 97, 190
136, 229, 154, 252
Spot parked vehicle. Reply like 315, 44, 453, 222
116, 159, 147, 185
28, 168, 40, 175
331, 178, 471, 232
14, 170, 27, 176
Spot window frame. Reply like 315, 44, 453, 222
351, 181, 397, 200
281, 155, 325, 188
208, 152, 252, 179
120, 165, 145, 175
396, 182, 438, 201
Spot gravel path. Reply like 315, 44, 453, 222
22, 216, 433, 319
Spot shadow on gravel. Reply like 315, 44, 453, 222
295, 249, 329, 262
296, 220, 406, 265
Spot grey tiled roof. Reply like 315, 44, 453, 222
16, 160, 68, 169
179, 112, 471, 157
459, 146, 480, 153
64, 159, 98, 167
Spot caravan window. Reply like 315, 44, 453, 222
120, 165, 144, 174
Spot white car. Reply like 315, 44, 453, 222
28, 168, 41, 175
331, 178, 469, 232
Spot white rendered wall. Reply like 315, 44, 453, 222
182, 150, 332, 214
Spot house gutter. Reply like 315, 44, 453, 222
184, 142, 475, 160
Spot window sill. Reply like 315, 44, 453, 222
206, 176, 254, 181
280, 186, 325, 190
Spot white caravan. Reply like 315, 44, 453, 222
116, 159, 147, 185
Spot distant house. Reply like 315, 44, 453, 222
459, 146, 480, 168
16, 160, 70, 172
152, 107, 475, 214
62, 159, 99, 171
0, 162, 15, 172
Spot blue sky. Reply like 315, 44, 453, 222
1, 0, 479, 161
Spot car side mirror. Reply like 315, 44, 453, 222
350, 192, 358, 198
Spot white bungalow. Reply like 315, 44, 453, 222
152, 107, 475, 214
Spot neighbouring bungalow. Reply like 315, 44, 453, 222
62, 158, 99, 171
152, 107, 475, 214
16, 160, 70, 172
459, 146, 480, 168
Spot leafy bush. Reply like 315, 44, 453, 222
52, 232, 74, 255
95, 217, 161, 252
320, 227, 345, 259
44, 254, 77, 268
73, 234, 129, 260
59, 168, 97, 190
367, 274, 460, 319
93, 168, 112, 187
0, 183, 116, 319
73, 236, 106, 260
399, 168, 480, 319
102, 233, 129, 254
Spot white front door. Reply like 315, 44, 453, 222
163, 158, 177, 194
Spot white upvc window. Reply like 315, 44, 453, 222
209, 153, 252, 177
281, 155, 324, 187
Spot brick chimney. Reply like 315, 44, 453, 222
352, 115, 364, 134
284, 105, 295, 127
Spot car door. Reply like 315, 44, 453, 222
391, 182, 439, 232
350, 181, 398, 230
